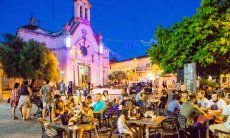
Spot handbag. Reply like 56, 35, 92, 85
7, 98, 10, 103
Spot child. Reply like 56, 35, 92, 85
76, 89, 82, 105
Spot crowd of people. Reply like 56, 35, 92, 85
7, 78, 230, 138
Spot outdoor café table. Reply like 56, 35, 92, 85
49, 123, 91, 138
126, 116, 166, 138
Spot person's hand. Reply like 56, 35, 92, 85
204, 113, 213, 119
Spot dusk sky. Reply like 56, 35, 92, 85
0, 0, 201, 60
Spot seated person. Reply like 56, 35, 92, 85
65, 94, 75, 111
78, 102, 96, 138
207, 92, 226, 112
119, 93, 134, 117
180, 94, 209, 133
92, 93, 106, 113
197, 90, 209, 109
51, 94, 64, 121
52, 108, 74, 125
135, 88, 146, 107
167, 94, 181, 113
117, 112, 137, 138
209, 104, 230, 138
120, 93, 133, 110
158, 89, 168, 109
85, 95, 93, 106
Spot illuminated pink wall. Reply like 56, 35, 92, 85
17, 22, 110, 86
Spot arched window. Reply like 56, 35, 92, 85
85, 8, 88, 20
80, 6, 83, 18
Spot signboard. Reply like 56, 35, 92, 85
184, 63, 196, 92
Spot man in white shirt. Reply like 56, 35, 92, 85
207, 92, 226, 111
197, 90, 209, 109
209, 105, 230, 138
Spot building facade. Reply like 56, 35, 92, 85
17, 0, 110, 86
110, 55, 177, 89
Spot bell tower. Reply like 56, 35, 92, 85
74, 0, 92, 21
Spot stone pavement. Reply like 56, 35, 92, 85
0, 100, 41, 138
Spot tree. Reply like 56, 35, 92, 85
0, 34, 60, 82
148, 0, 230, 78
0, 34, 24, 78
108, 71, 128, 83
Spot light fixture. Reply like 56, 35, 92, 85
99, 43, 103, 54
65, 35, 71, 48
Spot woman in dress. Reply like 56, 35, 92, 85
10, 82, 20, 119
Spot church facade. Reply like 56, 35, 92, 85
17, 0, 110, 86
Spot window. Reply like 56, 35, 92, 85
91, 55, 94, 63
85, 8, 88, 20
80, 6, 83, 18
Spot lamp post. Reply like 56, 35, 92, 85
0, 66, 3, 99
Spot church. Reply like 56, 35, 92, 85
17, 0, 110, 86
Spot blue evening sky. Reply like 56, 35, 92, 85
0, 0, 201, 60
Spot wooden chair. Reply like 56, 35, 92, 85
93, 112, 109, 130
177, 114, 190, 138
214, 129, 230, 138
159, 117, 180, 138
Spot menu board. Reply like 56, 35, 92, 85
184, 63, 196, 92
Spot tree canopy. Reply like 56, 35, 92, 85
0, 34, 60, 81
148, 0, 230, 77
108, 71, 128, 83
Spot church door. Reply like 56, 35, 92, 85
78, 65, 90, 86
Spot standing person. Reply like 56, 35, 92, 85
87, 82, 92, 94
18, 80, 33, 121
67, 81, 73, 95
60, 80, 66, 96
39, 79, 52, 120
82, 82, 88, 100
162, 80, 167, 89
10, 82, 20, 119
